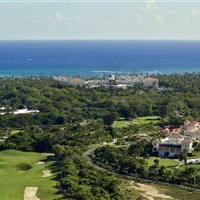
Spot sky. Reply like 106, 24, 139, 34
1, 0, 200, 40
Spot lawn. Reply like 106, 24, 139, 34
180, 163, 200, 175
147, 157, 179, 167
0, 150, 62, 200
113, 121, 131, 128
113, 116, 161, 128
10, 129, 21, 135
136, 116, 161, 125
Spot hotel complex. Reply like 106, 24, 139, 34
53, 74, 159, 88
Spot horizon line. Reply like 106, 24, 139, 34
1, 39, 200, 41
1, 1, 200, 3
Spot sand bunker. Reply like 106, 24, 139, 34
24, 187, 40, 200
37, 161, 45, 164
129, 181, 173, 200
42, 170, 52, 177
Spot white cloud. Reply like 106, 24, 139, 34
191, 9, 200, 17
138, 1, 177, 26
25, 2, 200, 39
136, 14, 147, 27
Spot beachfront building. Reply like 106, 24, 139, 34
53, 76, 86, 86
108, 74, 116, 85
67, 78, 86, 86
53, 75, 159, 88
141, 77, 159, 87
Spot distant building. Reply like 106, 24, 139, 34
53, 75, 159, 88
67, 78, 86, 86
53, 76, 86, 86
184, 120, 200, 136
108, 74, 116, 85
141, 77, 159, 87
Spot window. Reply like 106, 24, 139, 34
170, 148, 175, 152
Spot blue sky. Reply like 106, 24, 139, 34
1, 0, 200, 40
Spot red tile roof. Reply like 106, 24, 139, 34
143, 77, 158, 81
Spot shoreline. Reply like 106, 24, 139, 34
0, 71, 199, 79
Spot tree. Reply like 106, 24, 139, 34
128, 142, 144, 157
103, 113, 117, 126
179, 152, 187, 164
52, 144, 66, 159
154, 159, 159, 167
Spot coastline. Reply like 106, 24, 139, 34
0, 71, 199, 79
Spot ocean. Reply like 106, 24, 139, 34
0, 40, 200, 77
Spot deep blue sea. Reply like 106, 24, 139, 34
0, 40, 200, 77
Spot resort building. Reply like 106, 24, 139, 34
184, 120, 200, 137
53, 75, 159, 88
152, 120, 200, 157
108, 74, 116, 85
53, 76, 86, 86
141, 77, 159, 87
152, 134, 193, 157
67, 78, 86, 86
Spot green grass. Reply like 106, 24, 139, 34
147, 157, 179, 167
136, 116, 161, 125
180, 163, 200, 175
189, 151, 200, 158
10, 129, 21, 135
15, 163, 32, 171
0, 150, 62, 200
113, 121, 131, 128
113, 116, 161, 128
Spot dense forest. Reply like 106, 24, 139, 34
0, 73, 200, 199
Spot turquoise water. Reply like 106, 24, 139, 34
0, 40, 200, 77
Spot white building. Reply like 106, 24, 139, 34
152, 134, 193, 157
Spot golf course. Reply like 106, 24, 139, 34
113, 116, 161, 128
0, 150, 62, 200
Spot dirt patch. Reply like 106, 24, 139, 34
42, 170, 52, 177
24, 187, 40, 200
129, 181, 174, 199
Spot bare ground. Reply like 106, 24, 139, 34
129, 181, 175, 200
24, 187, 40, 200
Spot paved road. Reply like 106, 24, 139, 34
84, 144, 107, 172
